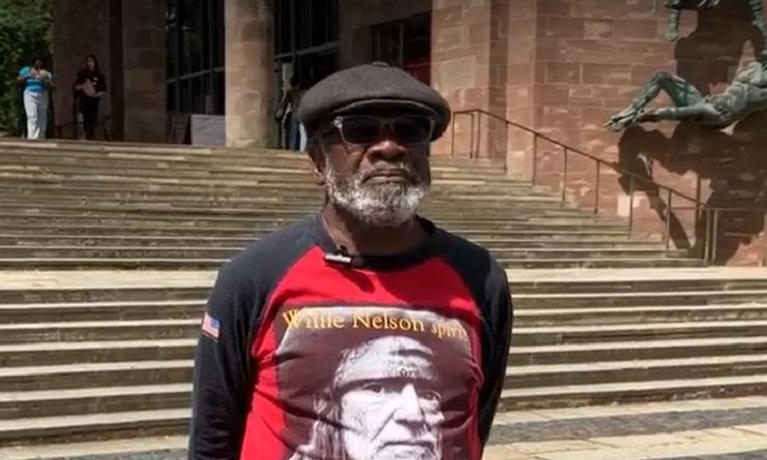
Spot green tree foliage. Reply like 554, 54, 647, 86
0, 0, 51, 135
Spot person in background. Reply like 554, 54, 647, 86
275, 75, 307, 152
73, 54, 107, 140
17, 56, 54, 140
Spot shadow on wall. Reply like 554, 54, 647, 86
615, 117, 767, 264
673, 4, 764, 92
613, 3, 767, 264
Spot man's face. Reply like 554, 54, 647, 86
313, 109, 434, 227
334, 336, 444, 460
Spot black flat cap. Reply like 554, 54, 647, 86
296, 62, 452, 141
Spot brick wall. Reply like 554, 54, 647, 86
518, 0, 767, 265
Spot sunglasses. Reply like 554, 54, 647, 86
328, 115, 436, 146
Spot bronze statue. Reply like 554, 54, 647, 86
663, 0, 767, 41
605, 51, 767, 131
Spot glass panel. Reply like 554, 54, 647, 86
191, 76, 203, 113
311, 0, 328, 46
179, 78, 190, 112
167, 82, 176, 113
166, 0, 177, 78
296, 0, 312, 49
328, 0, 339, 41
215, 0, 224, 67
201, 0, 211, 70
372, 22, 402, 67
185, 0, 203, 73
214, 70, 225, 115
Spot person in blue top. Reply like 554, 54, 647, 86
17, 57, 54, 140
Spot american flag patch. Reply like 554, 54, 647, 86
201, 312, 220, 340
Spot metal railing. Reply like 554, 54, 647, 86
449, 108, 767, 266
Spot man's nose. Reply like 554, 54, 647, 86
366, 132, 407, 161
392, 384, 427, 424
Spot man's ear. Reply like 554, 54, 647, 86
306, 140, 325, 186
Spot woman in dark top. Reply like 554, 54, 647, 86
73, 54, 107, 140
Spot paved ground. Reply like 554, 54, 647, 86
5, 397, 767, 460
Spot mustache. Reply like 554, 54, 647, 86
362, 163, 420, 182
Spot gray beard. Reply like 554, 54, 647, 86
324, 164, 429, 228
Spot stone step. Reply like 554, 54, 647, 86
499, 257, 702, 269
514, 288, 767, 309
511, 320, 767, 347
0, 196, 579, 214
0, 256, 699, 270
0, 215, 626, 231
511, 336, 767, 366
0, 287, 210, 305
0, 203, 612, 222
0, 234, 662, 249
516, 303, 767, 326
0, 171, 541, 194
0, 384, 190, 423
0, 151, 502, 173
0, 408, 189, 446
0, 361, 192, 392
0, 300, 204, 324
508, 354, 767, 389
0, 245, 684, 261
0, 144, 505, 169
0, 223, 632, 239
0, 340, 196, 368
500, 374, 767, 410
0, 162, 519, 186
510, 277, 767, 294
0, 319, 200, 344
0, 147, 504, 170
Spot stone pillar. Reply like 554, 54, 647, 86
52, 0, 114, 139
225, 0, 275, 148
121, 0, 166, 143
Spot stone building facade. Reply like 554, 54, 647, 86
52, 0, 767, 264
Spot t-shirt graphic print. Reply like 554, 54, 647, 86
274, 305, 480, 460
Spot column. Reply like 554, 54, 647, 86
52, 0, 114, 139
225, 0, 275, 148
121, 0, 167, 143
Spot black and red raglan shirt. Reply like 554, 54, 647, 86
189, 214, 513, 460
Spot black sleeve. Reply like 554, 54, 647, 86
96, 71, 107, 92
73, 70, 85, 88
188, 258, 259, 460
188, 218, 317, 460
434, 230, 514, 448
476, 263, 512, 445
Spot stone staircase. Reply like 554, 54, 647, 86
0, 140, 766, 453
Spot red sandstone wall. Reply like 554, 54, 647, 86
524, 0, 767, 265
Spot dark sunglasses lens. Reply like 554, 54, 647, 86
340, 117, 382, 144
391, 116, 434, 144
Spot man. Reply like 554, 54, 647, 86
189, 62, 513, 460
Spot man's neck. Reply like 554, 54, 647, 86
320, 205, 426, 256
